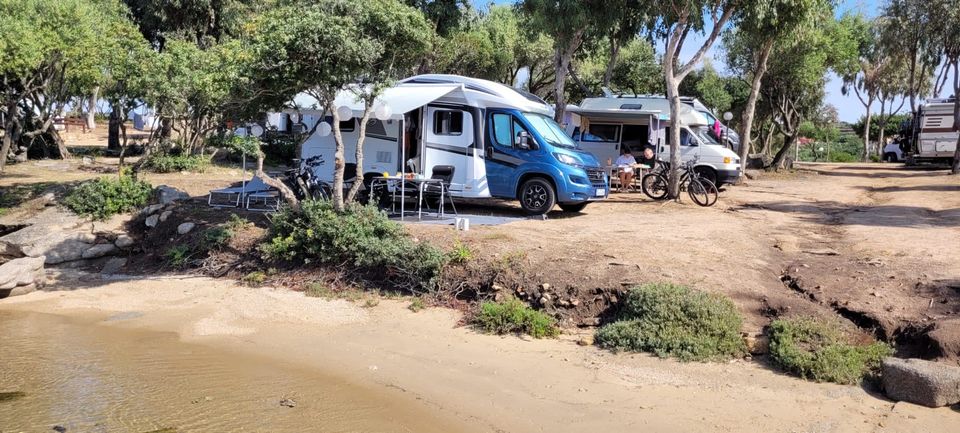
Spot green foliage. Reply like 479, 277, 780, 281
595, 283, 746, 361
242, 270, 267, 285
261, 133, 298, 164
769, 317, 893, 384
64, 173, 152, 220
142, 153, 210, 173
202, 226, 233, 249
474, 298, 559, 338
223, 134, 263, 159
448, 240, 473, 263
408, 297, 425, 312
165, 245, 192, 268
261, 200, 447, 292
304, 282, 333, 298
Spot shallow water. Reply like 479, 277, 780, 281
0, 310, 465, 433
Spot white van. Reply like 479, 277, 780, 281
566, 96, 742, 186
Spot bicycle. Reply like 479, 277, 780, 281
641, 157, 719, 207
284, 155, 331, 201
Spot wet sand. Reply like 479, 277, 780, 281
1, 270, 958, 432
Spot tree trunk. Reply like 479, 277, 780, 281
862, 100, 873, 162
255, 153, 300, 210
603, 39, 621, 88
330, 102, 347, 212
876, 100, 886, 158
346, 103, 374, 203
85, 86, 98, 130
952, 62, 960, 175
553, 48, 570, 123
769, 133, 796, 171
0, 99, 17, 173
665, 70, 682, 198
108, 106, 121, 154
52, 129, 70, 159
738, 38, 775, 173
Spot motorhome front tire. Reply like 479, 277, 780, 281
519, 178, 556, 215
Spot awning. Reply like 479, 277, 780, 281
566, 106, 666, 124
291, 84, 464, 120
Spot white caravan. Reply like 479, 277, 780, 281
292, 75, 609, 214
906, 98, 958, 164
566, 96, 742, 186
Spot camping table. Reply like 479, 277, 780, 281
607, 164, 651, 192
370, 176, 448, 220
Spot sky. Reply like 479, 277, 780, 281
474, 0, 955, 123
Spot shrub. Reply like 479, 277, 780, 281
473, 298, 559, 338
448, 240, 473, 263
242, 271, 267, 285
829, 151, 857, 163
595, 283, 746, 361
165, 245, 192, 268
143, 153, 209, 173
261, 133, 298, 165
768, 317, 893, 385
261, 200, 447, 292
64, 173, 152, 220
202, 226, 233, 249
408, 298, 425, 312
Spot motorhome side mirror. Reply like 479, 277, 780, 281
516, 131, 532, 150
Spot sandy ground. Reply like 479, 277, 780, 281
1, 269, 958, 432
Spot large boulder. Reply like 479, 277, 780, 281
0, 208, 86, 259
928, 319, 960, 362
882, 357, 960, 407
157, 185, 189, 204
0, 256, 45, 298
82, 243, 118, 259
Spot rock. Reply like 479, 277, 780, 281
82, 243, 117, 259
581, 317, 601, 327
569, 298, 580, 307
928, 319, 960, 361
142, 204, 163, 215
40, 192, 56, 206
558, 299, 571, 308
145, 215, 159, 228
577, 335, 595, 346
802, 249, 840, 256
4, 283, 37, 297
177, 222, 195, 235
882, 357, 960, 407
0, 208, 86, 258
538, 296, 550, 306
157, 185, 189, 204
13, 152, 27, 163
0, 256, 45, 290
114, 235, 135, 249
40, 238, 92, 264
744, 334, 770, 355
540, 283, 551, 291
91, 214, 132, 234
100, 257, 127, 275
81, 156, 94, 165
279, 398, 297, 408
159, 210, 172, 222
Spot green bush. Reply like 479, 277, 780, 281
165, 245, 192, 268
261, 200, 447, 292
262, 133, 298, 165
473, 298, 559, 338
595, 283, 746, 361
768, 317, 893, 385
64, 174, 152, 220
829, 152, 858, 163
143, 153, 209, 173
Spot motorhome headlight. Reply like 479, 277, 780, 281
553, 152, 581, 167
723, 156, 732, 164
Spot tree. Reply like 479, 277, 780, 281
245, 0, 432, 211
0, 0, 123, 171
879, 0, 938, 114
725, 0, 832, 172
840, 15, 896, 161
678, 61, 732, 113
520, 0, 609, 122
655, 0, 738, 196
123, 0, 256, 51
597, 0, 655, 89
404, 0, 467, 37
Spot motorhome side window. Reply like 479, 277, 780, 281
582, 124, 620, 142
433, 110, 463, 136
492, 113, 513, 147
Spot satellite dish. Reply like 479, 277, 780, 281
374, 104, 393, 121
250, 124, 264, 137
235, 127, 248, 137
337, 105, 353, 121
317, 122, 332, 137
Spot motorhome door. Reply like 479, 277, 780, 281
422, 105, 473, 192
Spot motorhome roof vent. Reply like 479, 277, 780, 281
619, 103, 644, 110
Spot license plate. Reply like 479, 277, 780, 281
595, 188, 606, 197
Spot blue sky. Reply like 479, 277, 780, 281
473, 0, 953, 122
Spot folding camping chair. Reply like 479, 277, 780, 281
420, 165, 458, 218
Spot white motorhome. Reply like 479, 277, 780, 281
566, 96, 741, 186
906, 98, 958, 164
292, 75, 609, 214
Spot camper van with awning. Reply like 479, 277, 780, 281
567, 96, 742, 186
292, 75, 609, 215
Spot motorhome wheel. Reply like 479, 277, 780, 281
519, 178, 556, 215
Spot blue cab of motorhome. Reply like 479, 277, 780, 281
482, 108, 608, 214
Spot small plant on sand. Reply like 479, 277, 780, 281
408, 297, 425, 312
164, 245, 192, 268
473, 298, 559, 339
362, 298, 380, 308
768, 316, 893, 385
202, 226, 233, 249
595, 283, 745, 362
448, 240, 473, 263
304, 282, 333, 298
65, 172, 152, 220
242, 271, 267, 286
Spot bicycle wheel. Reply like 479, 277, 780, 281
642, 173, 669, 200
687, 178, 718, 207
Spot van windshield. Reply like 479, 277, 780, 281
524, 113, 577, 149
692, 126, 721, 146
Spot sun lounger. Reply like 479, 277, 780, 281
208, 175, 274, 208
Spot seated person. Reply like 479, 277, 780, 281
614, 147, 638, 191
637, 145, 656, 168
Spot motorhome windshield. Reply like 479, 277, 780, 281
524, 113, 577, 149
692, 126, 721, 146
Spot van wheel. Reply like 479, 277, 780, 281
558, 203, 588, 213
884, 153, 898, 163
694, 166, 718, 186
519, 178, 556, 215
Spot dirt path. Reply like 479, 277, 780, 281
2, 270, 958, 433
